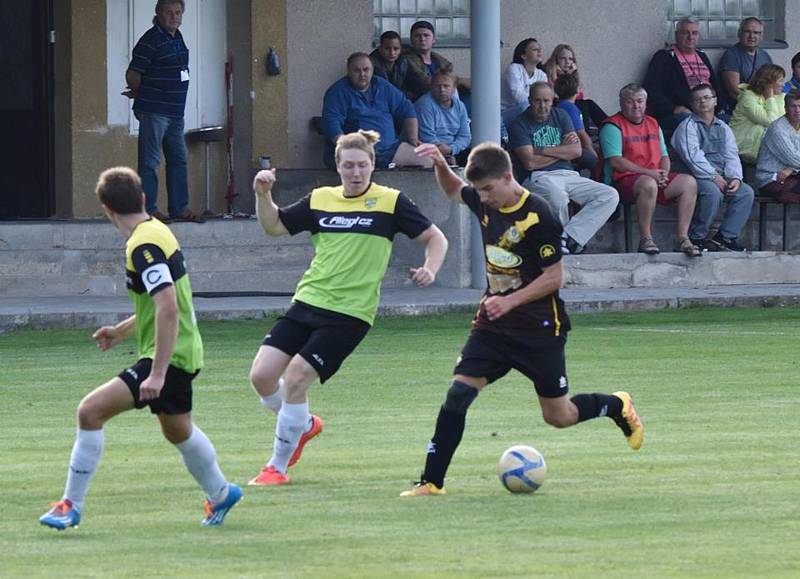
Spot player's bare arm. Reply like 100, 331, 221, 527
253, 169, 290, 237
92, 314, 136, 351
410, 224, 448, 287
484, 261, 563, 321
139, 286, 179, 401
414, 143, 467, 202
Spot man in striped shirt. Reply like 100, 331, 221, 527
124, 0, 202, 223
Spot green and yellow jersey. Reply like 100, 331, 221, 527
125, 218, 203, 373
278, 183, 432, 325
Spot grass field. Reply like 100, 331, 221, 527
2, 307, 799, 578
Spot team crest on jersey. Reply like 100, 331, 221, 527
486, 244, 522, 268
365, 198, 377, 209
540, 244, 556, 258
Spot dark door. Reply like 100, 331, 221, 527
0, 0, 53, 219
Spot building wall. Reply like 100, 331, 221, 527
62, 1, 799, 215
67, 0, 224, 218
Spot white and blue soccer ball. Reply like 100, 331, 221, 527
497, 445, 547, 493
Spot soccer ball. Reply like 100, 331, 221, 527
497, 445, 547, 493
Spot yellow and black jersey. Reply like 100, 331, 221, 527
278, 183, 432, 325
125, 218, 203, 373
461, 186, 571, 336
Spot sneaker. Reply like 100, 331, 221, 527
566, 236, 586, 255
400, 480, 447, 497
248, 465, 290, 486
288, 415, 324, 468
201, 483, 243, 526
709, 232, 746, 252
39, 499, 80, 530
612, 391, 644, 450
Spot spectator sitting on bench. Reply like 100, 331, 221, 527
672, 84, 753, 252
599, 83, 700, 257
755, 90, 800, 203
320, 52, 430, 169
509, 82, 618, 255
730, 63, 786, 164
783, 51, 800, 93
554, 72, 598, 175
370, 31, 410, 93
718, 17, 773, 118
643, 17, 720, 134
543, 43, 607, 128
501, 38, 548, 125
414, 70, 471, 166
404, 20, 469, 102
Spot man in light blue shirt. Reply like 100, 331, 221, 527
672, 84, 753, 251
415, 70, 471, 165
321, 53, 428, 169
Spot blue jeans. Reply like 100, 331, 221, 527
137, 112, 188, 217
690, 179, 754, 240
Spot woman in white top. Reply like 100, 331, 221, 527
501, 38, 548, 124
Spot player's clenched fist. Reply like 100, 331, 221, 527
253, 169, 277, 196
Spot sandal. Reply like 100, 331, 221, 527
637, 237, 660, 255
676, 237, 702, 257
173, 209, 206, 223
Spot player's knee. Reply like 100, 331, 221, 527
76, 396, 104, 429
442, 380, 479, 415
249, 366, 278, 395
542, 408, 572, 429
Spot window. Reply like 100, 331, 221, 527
666, 0, 783, 46
106, 0, 227, 133
373, 0, 470, 47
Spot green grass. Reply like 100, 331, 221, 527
1, 307, 799, 578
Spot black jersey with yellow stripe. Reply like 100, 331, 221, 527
460, 186, 571, 337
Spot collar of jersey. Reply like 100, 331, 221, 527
499, 188, 530, 213
341, 182, 375, 199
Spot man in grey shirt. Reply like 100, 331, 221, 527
718, 17, 773, 116
672, 84, 753, 251
509, 83, 618, 254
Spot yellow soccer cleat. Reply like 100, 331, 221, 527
613, 391, 644, 450
400, 481, 447, 497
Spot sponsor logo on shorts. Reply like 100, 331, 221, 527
311, 353, 324, 366
319, 216, 373, 229
559, 376, 567, 389
125, 368, 139, 381
426, 441, 437, 454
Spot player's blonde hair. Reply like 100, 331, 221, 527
334, 130, 380, 166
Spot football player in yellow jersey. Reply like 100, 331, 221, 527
40, 167, 241, 530
247, 130, 448, 485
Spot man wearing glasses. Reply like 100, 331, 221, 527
718, 17, 774, 116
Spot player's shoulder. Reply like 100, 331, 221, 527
126, 218, 179, 258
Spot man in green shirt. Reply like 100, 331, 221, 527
247, 130, 448, 486
39, 167, 241, 530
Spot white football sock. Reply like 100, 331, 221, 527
267, 401, 309, 473
259, 378, 284, 414
174, 425, 228, 503
63, 428, 104, 512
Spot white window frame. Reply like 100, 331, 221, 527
373, 0, 470, 48
106, 0, 227, 133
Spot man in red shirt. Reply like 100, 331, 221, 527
600, 83, 700, 256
